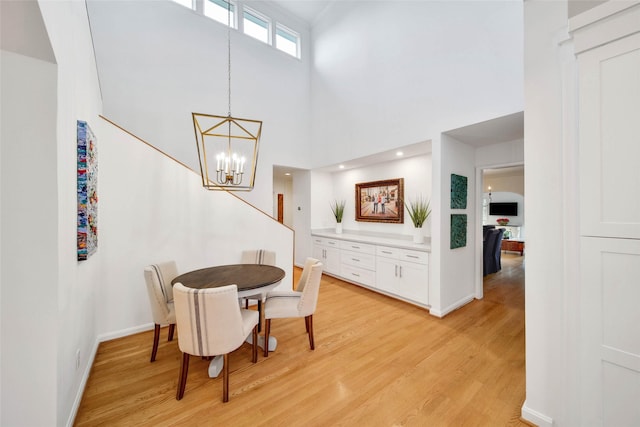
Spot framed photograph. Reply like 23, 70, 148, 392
355, 178, 404, 223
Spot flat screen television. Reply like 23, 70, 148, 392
489, 202, 518, 216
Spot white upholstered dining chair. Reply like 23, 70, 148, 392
143, 261, 178, 362
240, 249, 276, 309
263, 258, 323, 357
173, 283, 259, 403
294, 256, 319, 292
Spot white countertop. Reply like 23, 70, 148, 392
311, 229, 431, 252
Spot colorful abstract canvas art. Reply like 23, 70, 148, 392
77, 120, 98, 261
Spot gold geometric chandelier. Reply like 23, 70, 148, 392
192, 0, 262, 191
193, 113, 262, 190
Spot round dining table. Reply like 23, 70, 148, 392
171, 263, 285, 378
171, 263, 285, 298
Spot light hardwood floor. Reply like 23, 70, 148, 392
75, 253, 527, 426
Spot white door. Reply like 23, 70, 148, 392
580, 238, 640, 425
576, 20, 640, 426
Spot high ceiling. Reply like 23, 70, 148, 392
271, 0, 333, 25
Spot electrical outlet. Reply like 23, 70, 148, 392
75, 349, 81, 370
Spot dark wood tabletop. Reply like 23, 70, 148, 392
171, 264, 285, 292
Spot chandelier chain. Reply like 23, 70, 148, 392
227, 0, 231, 116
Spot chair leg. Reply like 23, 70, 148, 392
151, 324, 161, 362
305, 316, 310, 333
252, 325, 258, 363
263, 319, 271, 357
222, 353, 230, 402
176, 353, 190, 400
306, 315, 315, 350
168, 323, 175, 341
257, 300, 263, 332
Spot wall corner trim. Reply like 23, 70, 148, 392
521, 401, 554, 427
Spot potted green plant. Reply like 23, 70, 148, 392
330, 200, 346, 234
404, 196, 431, 243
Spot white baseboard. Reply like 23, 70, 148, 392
66, 337, 100, 427
66, 323, 155, 427
429, 294, 475, 318
98, 323, 154, 343
521, 400, 554, 427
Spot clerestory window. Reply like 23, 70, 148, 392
275, 23, 300, 58
204, 0, 236, 28
243, 7, 271, 44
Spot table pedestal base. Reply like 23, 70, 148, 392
208, 356, 224, 378
208, 335, 278, 378
246, 334, 278, 352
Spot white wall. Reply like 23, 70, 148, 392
431, 134, 476, 317
86, 0, 312, 213
310, 0, 524, 168
478, 139, 525, 196
1, 49, 59, 427
292, 169, 312, 266
485, 192, 525, 228
522, 1, 573, 425
484, 176, 524, 196
311, 155, 432, 238
309, 170, 333, 230
37, 2, 105, 424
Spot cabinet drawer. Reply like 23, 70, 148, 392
340, 264, 375, 287
399, 249, 428, 265
339, 240, 375, 255
376, 245, 400, 259
341, 250, 376, 270
312, 237, 339, 248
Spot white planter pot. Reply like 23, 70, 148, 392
413, 227, 424, 244
336, 223, 343, 234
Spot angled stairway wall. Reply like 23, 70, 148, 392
96, 116, 294, 339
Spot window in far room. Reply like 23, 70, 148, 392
275, 23, 300, 58
243, 7, 271, 44
204, 0, 236, 28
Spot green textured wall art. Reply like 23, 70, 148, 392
450, 214, 467, 249
450, 173, 467, 209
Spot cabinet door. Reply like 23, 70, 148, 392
579, 32, 640, 239
398, 261, 429, 304
312, 244, 325, 266
375, 257, 398, 293
580, 237, 640, 426
323, 246, 341, 275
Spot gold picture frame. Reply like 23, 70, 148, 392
355, 178, 404, 223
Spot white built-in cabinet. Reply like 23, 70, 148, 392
311, 236, 340, 275
376, 246, 429, 304
340, 241, 376, 287
570, 3, 640, 425
311, 232, 429, 308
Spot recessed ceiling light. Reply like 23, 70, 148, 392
396, 151, 404, 156
339, 165, 345, 169
285, 173, 291, 176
